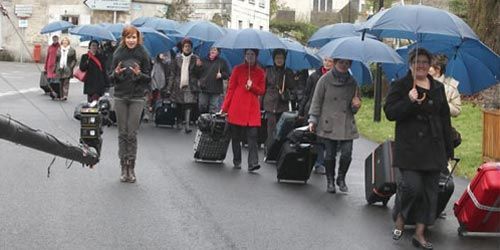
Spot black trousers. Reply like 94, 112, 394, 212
393, 169, 440, 225
230, 124, 259, 168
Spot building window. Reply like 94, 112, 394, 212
259, 0, 265, 8
249, 23, 253, 28
61, 15, 79, 33
249, 0, 255, 4
313, 0, 319, 11
320, 0, 325, 11
238, 20, 243, 29
259, 25, 263, 30
327, 0, 332, 11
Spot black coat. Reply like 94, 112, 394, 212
384, 72, 453, 172
79, 53, 110, 95
199, 57, 230, 94
263, 66, 296, 113
110, 45, 152, 99
298, 68, 322, 117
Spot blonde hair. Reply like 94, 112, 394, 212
60, 36, 71, 45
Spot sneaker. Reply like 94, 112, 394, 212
248, 165, 260, 172
313, 165, 326, 175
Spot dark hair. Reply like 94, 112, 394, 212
181, 38, 193, 48
120, 25, 143, 47
272, 48, 287, 60
333, 58, 352, 65
408, 47, 432, 65
431, 54, 448, 75
88, 40, 100, 49
244, 48, 259, 57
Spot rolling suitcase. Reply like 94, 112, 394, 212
154, 99, 177, 127
365, 140, 397, 206
276, 127, 317, 183
193, 114, 230, 163
265, 111, 299, 163
454, 162, 500, 237
39, 71, 51, 94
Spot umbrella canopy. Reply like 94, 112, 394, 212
69, 24, 116, 41
213, 28, 286, 50
131, 17, 150, 27
307, 23, 375, 48
177, 20, 226, 44
41, 20, 75, 34
141, 17, 179, 34
137, 27, 176, 57
350, 61, 373, 85
102, 23, 126, 38
382, 39, 500, 95
317, 36, 403, 64
358, 5, 478, 44
257, 38, 321, 71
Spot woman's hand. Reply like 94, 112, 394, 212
351, 96, 361, 109
308, 122, 316, 133
408, 88, 419, 103
114, 62, 125, 75
130, 63, 141, 75
246, 79, 253, 90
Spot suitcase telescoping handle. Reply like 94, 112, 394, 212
443, 157, 460, 187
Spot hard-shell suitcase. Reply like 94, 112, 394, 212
365, 140, 397, 206
265, 111, 299, 163
454, 162, 500, 237
193, 114, 230, 163
276, 127, 317, 183
154, 99, 177, 127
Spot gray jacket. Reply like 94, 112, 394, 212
308, 71, 360, 140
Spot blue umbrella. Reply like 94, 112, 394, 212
214, 28, 286, 50
101, 23, 126, 39
69, 24, 116, 41
358, 5, 478, 44
131, 17, 150, 27
258, 38, 321, 71
350, 61, 373, 85
307, 23, 376, 48
317, 36, 403, 64
382, 39, 500, 95
137, 27, 176, 57
41, 20, 75, 34
177, 20, 226, 44
142, 17, 179, 34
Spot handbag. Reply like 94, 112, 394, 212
451, 126, 462, 148
73, 67, 87, 82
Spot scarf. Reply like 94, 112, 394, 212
87, 52, 103, 71
331, 67, 351, 84
321, 66, 329, 75
59, 46, 69, 69
180, 53, 192, 88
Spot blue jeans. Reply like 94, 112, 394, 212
199, 92, 221, 113
322, 138, 353, 177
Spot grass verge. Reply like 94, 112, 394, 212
355, 98, 483, 179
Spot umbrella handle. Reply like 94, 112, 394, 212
412, 83, 427, 102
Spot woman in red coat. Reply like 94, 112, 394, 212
221, 49, 265, 172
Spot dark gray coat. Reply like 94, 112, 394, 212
199, 57, 229, 94
308, 70, 359, 140
110, 45, 152, 99
384, 72, 453, 171
263, 66, 295, 113
299, 68, 322, 117
168, 53, 202, 104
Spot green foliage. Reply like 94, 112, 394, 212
270, 20, 318, 45
270, 0, 289, 17
356, 99, 483, 179
450, 0, 469, 19
161, 0, 193, 22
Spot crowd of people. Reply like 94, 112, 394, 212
43, 25, 461, 249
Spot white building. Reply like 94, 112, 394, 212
191, 0, 270, 31
279, 0, 365, 22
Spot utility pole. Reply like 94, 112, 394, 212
373, 0, 384, 122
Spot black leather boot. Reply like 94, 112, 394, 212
325, 160, 336, 193
336, 157, 351, 192
184, 108, 192, 133
120, 159, 128, 182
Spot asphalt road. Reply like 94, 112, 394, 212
0, 61, 498, 249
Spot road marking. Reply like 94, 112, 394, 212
0, 87, 40, 97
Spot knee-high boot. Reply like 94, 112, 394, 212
184, 108, 192, 133
336, 157, 351, 192
120, 158, 128, 182
325, 160, 336, 193
128, 159, 136, 183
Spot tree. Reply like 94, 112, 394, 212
161, 0, 194, 22
450, 0, 468, 19
270, 0, 289, 18
467, 0, 499, 54
270, 20, 318, 45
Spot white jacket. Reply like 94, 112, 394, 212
434, 74, 461, 117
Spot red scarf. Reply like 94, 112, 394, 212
321, 66, 329, 75
88, 52, 103, 71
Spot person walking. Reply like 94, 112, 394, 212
385, 48, 453, 250
44, 35, 60, 95
54, 37, 77, 101
308, 58, 361, 193
110, 25, 152, 183
150, 52, 172, 113
198, 47, 230, 114
299, 56, 334, 175
262, 49, 296, 152
79, 40, 110, 102
429, 54, 461, 117
168, 38, 203, 133
221, 49, 266, 172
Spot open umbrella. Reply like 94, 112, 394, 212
101, 23, 126, 39
382, 39, 500, 95
41, 20, 75, 34
307, 23, 375, 48
258, 38, 321, 71
214, 28, 286, 50
177, 20, 226, 44
69, 24, 116, 41
131, 17, 150, 27
142, 17, 179, 34
317, 36, 403, 64
137, 27, 176, 57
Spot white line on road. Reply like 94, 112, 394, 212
0, 87, 41, 97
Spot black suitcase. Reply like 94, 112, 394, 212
39, 71, 51, 93
276, 128, 317, 183
154, 99, 177, 127
365, 140, 397, 206
265, 111, 299, 163
194, 114, 230, 163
